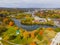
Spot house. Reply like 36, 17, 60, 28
54, 19, 60, 24
34, 16, 47, 22
9, 15, 15, 17
47, 18, 51, 21
54, 19, 60, 27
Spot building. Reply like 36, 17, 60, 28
34, 16, 47, 22
54, 19, 60, 27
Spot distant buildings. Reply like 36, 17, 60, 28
54, 19, 60, 27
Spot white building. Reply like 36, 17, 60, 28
54, 19, 60, 27
34, 16, 47, 22
47, 18, 51, 21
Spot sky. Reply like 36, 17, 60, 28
0, 0, 60, 8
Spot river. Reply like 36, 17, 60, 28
12, 18, 57, 31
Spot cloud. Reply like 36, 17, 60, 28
0, 0, 60, 8
22, 0, 60, 4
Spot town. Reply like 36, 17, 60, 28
0, 8, 60, 45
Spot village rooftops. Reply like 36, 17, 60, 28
53, 19, 60, 27
54, 19, 60, 24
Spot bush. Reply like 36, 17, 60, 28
0, 26, 7, 36
55, 28, 60, 32
37, 34, 43, 41
8, 35, 16, 40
